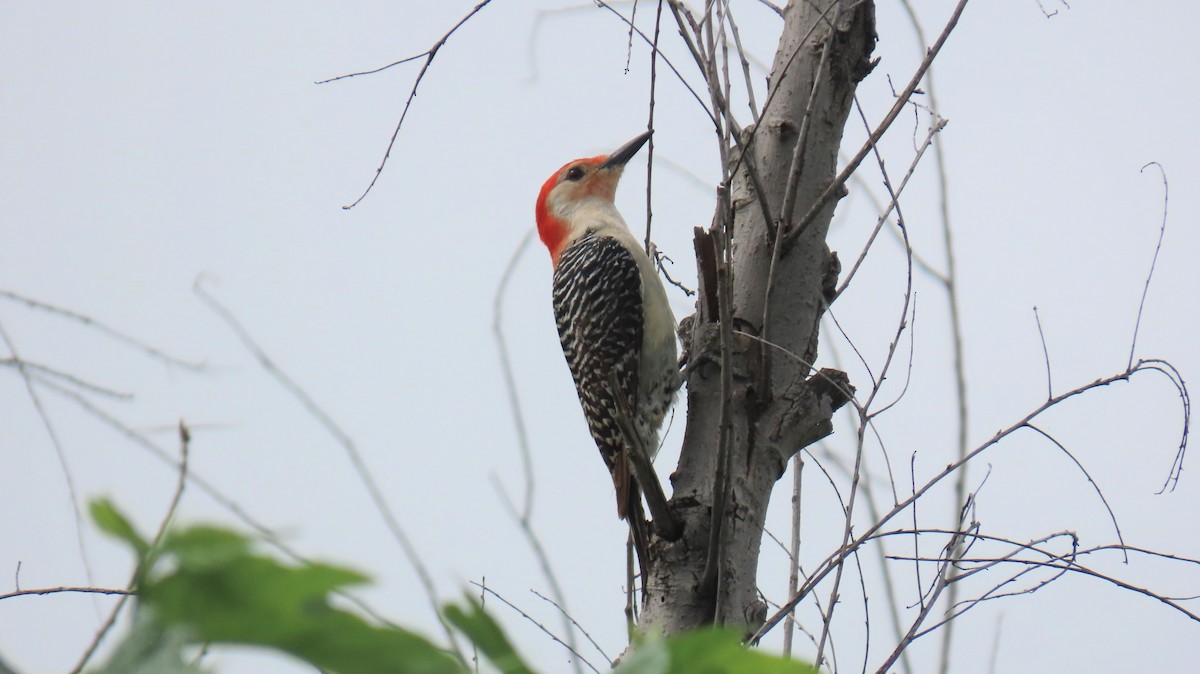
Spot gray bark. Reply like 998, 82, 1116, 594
640, 0, 875, 636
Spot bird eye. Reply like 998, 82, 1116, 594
565, 166, 585, 182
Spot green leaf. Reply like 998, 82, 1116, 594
444, 600, 535, 674
143, 545, 461, 674
158, 525, 254, 571
663, 629, 819, 674
89, 499, 148, 557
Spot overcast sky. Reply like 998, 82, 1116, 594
2, 2, 1198, 673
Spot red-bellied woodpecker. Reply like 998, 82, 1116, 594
535, 131, 681, 573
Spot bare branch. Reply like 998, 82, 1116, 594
753, 359, 1190, 643
643, 0, 665, 255
1032, 307, 1053, 399
0, 358, 133, 400
1024, 424, 1127, 557
893, 6, 971, 669
753, 0, 784, 18
784, 0, 971, 246
596, 1, 719, 127
331, 0, 495, 209
0, 587, 130, 602
0, 289, 204, 370
846, 168, 946, 284
1128, 162, 1169, 370
195, 281, 464, 662
1139, 358, 1190, 493
32, 362, 400, 631
723, 1, 759, 120
492, 231, 538, 520
471, 582, 603, 674
833, 115, 947, 300
653, 250, 696, 296
531, 589, 613, 666
782, 454, 803, 658
69, 420, 191, 674
492, 478, 584, 674
315, 53, 427, 84
896, 537, 1200, 632
0, 320, 95, 591
1035, 0, 1071, 18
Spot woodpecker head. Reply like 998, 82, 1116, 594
536, 131, 652, 266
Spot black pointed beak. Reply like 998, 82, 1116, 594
599, 130, 653, 170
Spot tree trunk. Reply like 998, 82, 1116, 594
641, 0, 875, 636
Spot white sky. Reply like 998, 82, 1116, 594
2, 2, 1198, 673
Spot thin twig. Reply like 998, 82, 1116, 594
784, 0, 972, 246
331, 0, 495, 209
0, 587, 130, 602
0, 320, 95, 592
782, 453, 803, 658
489, 227, 588, 672
474, 578, 485, 674
69, 421, 191, 674
653, 251, 696, 296
492, 230, 537, 520
1033, 307, 1053, 399
596, 1, 719, 128
752, 359, 1189, 643
869, 294, 919, 419
753, 0, 784, 18
0, 289, 205, 370
833, 116, 948, 300
893, 5, 971, 670
1128, 162, 1169, 370
1035, 0, 1071, 19
815, 86, 921, 665
876, 524, 963, 672
531, 589, 613, 665
987, 614, 1004, 674
195, 282, 464, 662
471, 583, 602, 674
492, 477, 584, 674
0, 359, 133, 400
1023, 424, 1126, 558
821, 329, 915, 674
643, 0, 664, 256
841, 87, 928, 405
625, 0, 640, 73
815, 339, 883, 665
723, 0, 759, 119
894, 537, 1200, 633
35, 376, 399, 629
845, 169, 945, 284
1142, 358, 1190, 493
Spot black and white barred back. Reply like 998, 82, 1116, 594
552, 230, 672, 519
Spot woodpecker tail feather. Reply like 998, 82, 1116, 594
626, 481, 650, 597
612, 446, 632, 520
606, 446, 650, 594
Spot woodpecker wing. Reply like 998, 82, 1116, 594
552, 231, 644, 518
